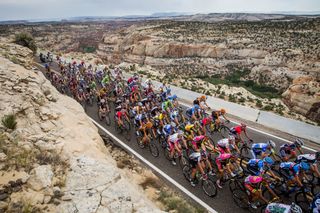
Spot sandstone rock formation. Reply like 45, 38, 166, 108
0, 43, 162, 212
282, 76, 320, 123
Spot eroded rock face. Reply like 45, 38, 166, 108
282, 76, 320, 122
0, 44, 162, 212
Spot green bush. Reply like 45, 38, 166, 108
256, 100, 263, 108
2, 114, 17, 130
263, 105, 274, 111
14, 33, 37, 53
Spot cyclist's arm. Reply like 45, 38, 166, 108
294, 175, 303, 187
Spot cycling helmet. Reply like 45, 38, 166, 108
171, 122, 176, 128
299, 161, 310, 171
220, 108, 226, 114
290, 202, 303, 213
268, 140, 276, 149
172, 94, 177, 99
263, 157, 274, 166
194, 104, 200, 110
100, 99, 106, 104
294, 138, 304, 148
138, 102, 143, 107
201, 95, 206, 100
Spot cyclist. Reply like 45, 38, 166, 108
229, 123, 253, 145
192, 135, 214, 175
115, 105, 130, 128
211, 108, 229, 130
264, 202, 302, 213
162, 123, 176, 138
167, 131, 185, 165
279, 139, 304, 162
189, 152, 207, 187
217, 135, 239, 154
101, 74, 110, 88
197, 95, 210, 110
279, 161, 310, 189
295, 152, 320, 184
186, 104, 201, 121
247, 157, 279, 180
162, 98, 174, 114
98, 99, 109, 120
244, 175, 279, 209
215, 153, 236, 188
251, 140, 276, 159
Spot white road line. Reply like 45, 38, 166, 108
179, 102, 318, 152
89, 117, 218, 213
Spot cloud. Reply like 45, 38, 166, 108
0, 0, 319, 21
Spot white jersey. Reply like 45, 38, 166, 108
217, 138, 229, 148
265, 203, 291, 213
168, 133, 179, 143
297, 154, 315, 161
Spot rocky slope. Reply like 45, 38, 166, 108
0, 43, 164, 212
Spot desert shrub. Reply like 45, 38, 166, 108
14, 32, 37, 53
263, 105, 274, 111
256, 100, 263, 108
2, 114, 17, 130
140, 176, 163, 190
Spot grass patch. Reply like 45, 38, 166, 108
2, 114, 17, 130
196, 69, 281, 99
140, 176, 163, 190
158, 189, 206, 213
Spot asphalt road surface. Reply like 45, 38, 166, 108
34, 58, 319, 213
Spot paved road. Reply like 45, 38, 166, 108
34, 58, 319, 213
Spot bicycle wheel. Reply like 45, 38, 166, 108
182, 165, 191, 182
164, 147, 172, 161
229, 179, 244, 193
179, 155, 189, 169
232, 189, 249, 209
219, 125, 230, 138
136, 135, 145, 148
149, 141, 159, 157
202, 179, 217, 197
294, 191, 313, 212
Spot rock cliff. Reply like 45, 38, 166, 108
0, 43, 162, 213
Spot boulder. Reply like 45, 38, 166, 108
28, 165, 54, 191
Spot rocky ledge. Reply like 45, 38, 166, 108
0, 43, 162, 213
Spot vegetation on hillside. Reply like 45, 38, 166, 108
14, 32, 37, 53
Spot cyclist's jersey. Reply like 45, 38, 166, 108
170, 110, 178, 120
217, 138, 229, 148
189, 152, 201, 162
201, 117, 211, 126
102, 75, 110, 84
247, 159, 264, 176
116, 110, 126, 119
89, 81, 96, 89
216, 153, 232, 162
192, 135, 205, 149
280, 162, 300, 177
244, 175, 263, 186
167, 95, 177, 101
162, 100, 173, 111
265, 203, 291, 213
279, 144, 296, 158
163, 124, 173, 136
135, 114, 145, 122
296, 154, 317, 165
186, 105, 200, 116
168, 133, 180, 144
185, 124, 194, 132
252, 143, 268, 154
230, 126, 242, 135
311, 193, 320, 213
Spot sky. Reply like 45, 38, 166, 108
0, 0, 319, 21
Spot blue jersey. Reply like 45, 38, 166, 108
248, 159, 264, 175
186, 105, 200, 116
163, 124, 173, 136
252, 143, 268, 153
280, 162, 300, 176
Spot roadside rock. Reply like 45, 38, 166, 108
28, 165, 54, 191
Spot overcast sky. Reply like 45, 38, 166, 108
0, 0, 319, 21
